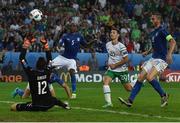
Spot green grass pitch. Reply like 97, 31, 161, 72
0, 82, 180, 122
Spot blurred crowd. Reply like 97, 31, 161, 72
0, 0, 180, 54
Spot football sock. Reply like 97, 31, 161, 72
17, 88, 24, 96
103, 85, 112, 104
129, 81, 143, 102
71, 74, 76, 93
150, 79, 165, 97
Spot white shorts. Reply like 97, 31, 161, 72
26, 83, 54, 91
51, 55, 77, 72
142, 58, 168, 73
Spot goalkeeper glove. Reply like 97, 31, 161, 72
40, 37, 49, 49
22, 38, 31, 49
22, 36, 36, 49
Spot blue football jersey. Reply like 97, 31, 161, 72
149, 25, 173, 61
59, 32, 86, 59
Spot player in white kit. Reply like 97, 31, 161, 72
102, 27, 132, 108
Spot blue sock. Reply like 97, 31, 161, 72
17, 89, 24, 96
129, 81, 143, 102
150, 79, 165, 97
50, 73, 64, 85
71, 74, 76, 93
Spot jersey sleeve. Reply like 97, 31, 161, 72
19, 48, 32, 74
45, 50, 52, 63
21, 60, 32, 74
161, 29, 173, 42
119, 44, 128, 57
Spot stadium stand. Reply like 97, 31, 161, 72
0, 0, 179, 53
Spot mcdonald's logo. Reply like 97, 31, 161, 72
60, 72, 71, 82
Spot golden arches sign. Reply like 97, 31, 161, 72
60, 72, 71, 82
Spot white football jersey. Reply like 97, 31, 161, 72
106, 41, 128, 72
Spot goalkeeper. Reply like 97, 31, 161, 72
11, 40, 70, 111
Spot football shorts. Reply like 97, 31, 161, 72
104, 70, 130, 84
51, 55, 77, 72
142, 58, 168, 73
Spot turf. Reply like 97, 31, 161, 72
0, 82, 180, 122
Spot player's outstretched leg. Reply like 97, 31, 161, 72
102, 85, 113, 108
147, 67, 169, 107
102, 75, 113, 108
69, 69, 76, 99
161, 93, 169, 107
50, 73, 72, 98
12, 88, 24, 98
53, 97, 71, 110
149, 79, 169, 107
118, 80, 143, 107
119, 69, 147, 107
118, 97, 132, 107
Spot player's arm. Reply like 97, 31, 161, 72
166, 35, 176, 64
40, 36, 53, 75
108, 47, 129, 69
19, 48, 32, 73
45, 49, 52, 63
19, 35, 33, 71
40, 36, 52, 63
167, 38, 176, 55
55, 34, 66, 52
162, 30, 176, 64
80, 35, 95, 52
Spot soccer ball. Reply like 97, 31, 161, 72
29, 9, 43, 21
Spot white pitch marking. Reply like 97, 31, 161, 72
1, 101, 180, 121
72, 107, 180, 121
0, 100, 24, 104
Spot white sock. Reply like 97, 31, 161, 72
103, 85, 112, 104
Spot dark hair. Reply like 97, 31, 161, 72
36, 57, 47, 70
111, 26, 120, 34
152, 12, 162, 21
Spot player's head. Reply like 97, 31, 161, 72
70, 23, 78, 33
36, 57, 47, 70
110, 27, 120, 42
151, 12, 162, 27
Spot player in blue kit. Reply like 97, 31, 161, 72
118, 12, 176, 107
51, 23, 94, 99
11, 9, 72, 99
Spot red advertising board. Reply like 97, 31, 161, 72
162, 69, 180, 82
